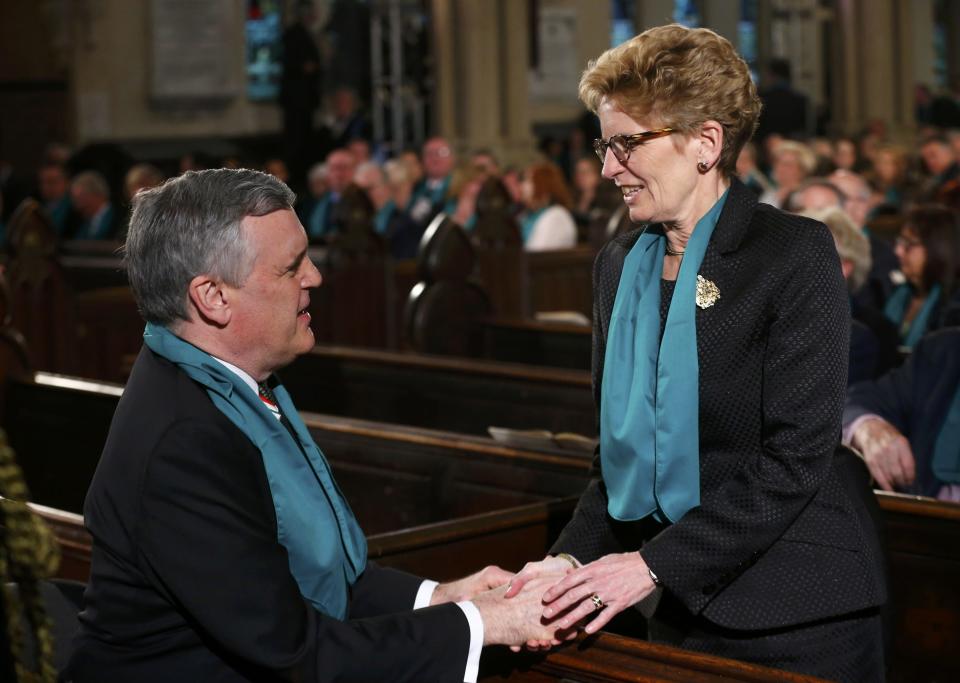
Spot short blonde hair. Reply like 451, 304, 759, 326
579, 24, 760, 176
774, 141, 817, 176
803, 207, 871, 292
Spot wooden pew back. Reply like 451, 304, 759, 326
283, 345, 595, 436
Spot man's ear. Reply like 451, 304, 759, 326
186, 275, 231, 327
698, 120, 725, 168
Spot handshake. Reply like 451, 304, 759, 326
429, 552, 657, 650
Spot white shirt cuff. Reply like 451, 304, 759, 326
413, 580, 438, 610
455, 600, 484, 683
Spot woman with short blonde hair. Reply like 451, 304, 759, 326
507, 24, 885, 682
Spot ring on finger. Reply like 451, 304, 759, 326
590, 593, 604, 611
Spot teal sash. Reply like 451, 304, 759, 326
520, 207, 547, 244
143, 324, 367, 618
308, 194, 335, 239
883, 283, 941, 349
600, 190, 728, 522
374, 200, 395, 235
933, 383, 960, 484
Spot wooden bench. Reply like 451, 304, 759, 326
6, 373, 959, 680
283, 345, 595, 437
3, 371, 591, 522
481, 318, 591, 369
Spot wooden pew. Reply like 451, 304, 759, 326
479, 632, 830, 682
29, 503, 827, 683
283, 345, 595, 437
7, 372, 959, 680
28, 497, 579, 585
482, 318, 591, 370
3, 371, 591, 520
876, 491, 960, 683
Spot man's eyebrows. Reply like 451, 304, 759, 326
284, 248, 308, 272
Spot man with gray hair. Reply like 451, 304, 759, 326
67, 169, 568, 681
69, 170, 118, 239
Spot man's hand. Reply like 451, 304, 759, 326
503, 555, 578, 599
430, 565, 513, 605
540, 552, 656, 636
473, 577, 578, 647
851, 417, 916, 491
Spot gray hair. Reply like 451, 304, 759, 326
71, 170, 110, 199
125, 168, 296, 325
802, 206, 872, 292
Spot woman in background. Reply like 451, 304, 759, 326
885, 204, 960, 348
520, 161, 577, 251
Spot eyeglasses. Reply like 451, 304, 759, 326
894, 235, 923, 250
593, 128, 675, 164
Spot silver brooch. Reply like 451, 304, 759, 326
696, 275, 720, 309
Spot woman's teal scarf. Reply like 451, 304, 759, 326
600, 190, 728, 523
520, 207, 547, 244
883, 283, 941, 349
143, 323, 367, 619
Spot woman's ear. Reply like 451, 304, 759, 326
186, 275, 231, 327
698, 120, 725, 168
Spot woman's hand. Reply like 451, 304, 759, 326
540, 552, 657, 635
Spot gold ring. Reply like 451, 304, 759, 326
591, 594, 604, 611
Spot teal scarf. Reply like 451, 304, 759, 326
520, 207, 547, 244
308, 193, 336, 239
600, 190, 728, 522
883, 283, 941, 349
143, 324, 367, 618
933, 382, 960, 485
374, 200, 395, 235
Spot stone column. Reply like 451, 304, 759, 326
429, 0, 535, 163
701, 0, 740, 49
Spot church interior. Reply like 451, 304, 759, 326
0, 1, 958, 681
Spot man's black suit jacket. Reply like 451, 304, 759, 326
552, 179, 887, 631
845, 328, 960, 497
67, 348, 470, 682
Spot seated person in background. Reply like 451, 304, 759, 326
519, 162, 577, 251
919, 134, 960, 201
37, 162, 79, 237
829, 169, 900, 311
759, 139, 816, 208
408, 137, 455, 228
790, 180, 901, 372
734, 141, 773, 198
124, 163, 164, 202
845, 328, 960, 500
885, 204, 960, 349
384, 157, 416, 213
443, 164, 482, 232
300, 148, 356, 242
801, 206, 893, 382
868, 143, 916, 210
354, 161, 423, 259
67, 168, 566, 681
69, 170, 119, 240
571, 155, 620, 231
